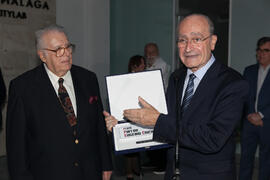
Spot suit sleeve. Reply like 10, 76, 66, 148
6, 80, 33, 180
94, 76, 113, 171
242, 68, 255, 115
154, 74, 178, 144
154, 79, 249, 154
0, 69, 6, 107
0, 69, 6, 130
258, 92, 270, 123
260, 105, 270, 120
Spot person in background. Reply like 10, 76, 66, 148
144, 42, 171, 90
128, 55, 146, 73
239, 37, 270, 180
104, 55, 145, 180
0, 68, 6, 132
122, 14, 248, 180
6, 24, 112, 180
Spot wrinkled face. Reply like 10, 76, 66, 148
145, 45, 159, 66
132, 58, 146, 72
38, 31, 72, 77
257, 42, 270, 68
177, 15, 217, 72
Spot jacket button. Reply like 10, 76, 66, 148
74, 162, 79, 167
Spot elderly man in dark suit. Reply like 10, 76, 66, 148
6, 25, 112, 180
118, 14, 248, 180
239, 37, 270, 180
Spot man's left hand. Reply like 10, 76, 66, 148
102, 171, 112, 180
247, 112, 263, 126
123, 96, 160, 126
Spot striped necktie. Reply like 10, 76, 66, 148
181, 73, 196, 113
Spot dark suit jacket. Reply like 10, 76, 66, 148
0, 68, 6, 131
153, 60, 248, 180
243, 64, 270, 124
6, 64, 112, 180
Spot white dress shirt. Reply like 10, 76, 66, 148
181, 55, 215, 104
147, 56, 171, 90
44, 64, 77, 116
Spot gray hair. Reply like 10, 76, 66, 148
144, 42, 160, 55
179, 14, 215, 35
35, 24, 68, 50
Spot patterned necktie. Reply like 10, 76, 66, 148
181, 73, 196, 113
58, 78, 77, 127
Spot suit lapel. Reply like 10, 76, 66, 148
177, 69, 187, 105
259, 66, 270, 94
175, 69, 187, 119
181, 60, 220, 121
70, 67, 87, 137
253, 65, 259, 97
35, 64, 75, 134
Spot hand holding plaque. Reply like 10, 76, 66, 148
123, 96, 160, 126
105, 70, 169, 153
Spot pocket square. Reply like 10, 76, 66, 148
89, 96, 98, 104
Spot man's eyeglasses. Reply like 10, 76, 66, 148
177, 35, 211, 48
42, 43, 75, 57
257, 48, 270, 53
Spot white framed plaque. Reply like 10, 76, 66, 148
105, 70, 169, 154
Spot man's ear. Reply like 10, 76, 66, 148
210, 35, 218, 51
37, 50, 46, 63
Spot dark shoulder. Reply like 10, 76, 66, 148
215, 62, 249, 93
245, 64, 258, 70
11, 65, 42, 85
170, 66, 186, 80
243, 64, 258, 74
71, 65, 97, 78
216, 61, 244, 82
70, 65, 99, 87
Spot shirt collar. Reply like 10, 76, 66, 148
187, 54, 215, 80
259, 64, 270, 72
43, 63, 72, 86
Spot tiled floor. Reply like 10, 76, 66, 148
0, 155, 258, 180
0, 156, 163, 180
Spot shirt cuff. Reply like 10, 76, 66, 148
258, 112, 264, 119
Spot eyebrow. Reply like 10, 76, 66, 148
178, 32, 204, 38
52, 43, 70, 49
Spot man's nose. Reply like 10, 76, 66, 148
184, 40, 193, 52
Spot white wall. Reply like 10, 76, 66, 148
56, 0, 110, 105
0, 1, 56, 156
229, 0, 270, 73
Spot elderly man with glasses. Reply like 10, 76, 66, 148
6, 25, 112, 180
115, 14, 249, 180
